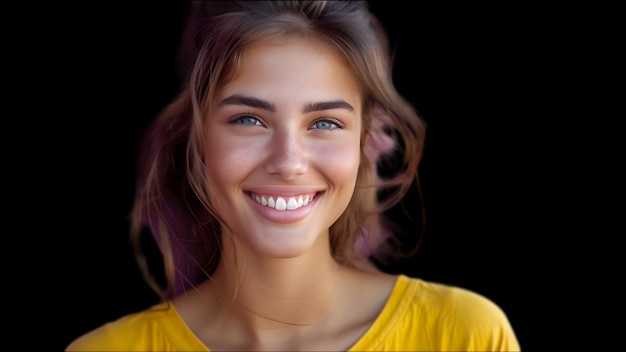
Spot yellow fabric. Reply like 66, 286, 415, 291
67, 275, 520, 351
348, 275, 520, 351
67, 301, 207, 351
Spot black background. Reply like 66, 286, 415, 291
16, 1, 581, 350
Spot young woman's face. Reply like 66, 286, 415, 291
203, 37, 363, 259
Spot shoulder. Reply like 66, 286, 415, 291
355, 275, 521, 351
406, 276, 510, 321
65, 301, 207, 351
402, 275, 520, 350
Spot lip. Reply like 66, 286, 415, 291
245, 189, 323, 224
245, 186, 323, 197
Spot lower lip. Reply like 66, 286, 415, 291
246, 193, 319, 224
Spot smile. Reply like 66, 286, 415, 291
248, 192, 316, 211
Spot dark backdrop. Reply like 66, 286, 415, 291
29, 2, 564, 350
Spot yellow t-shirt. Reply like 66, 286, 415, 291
67, 275, 521, 351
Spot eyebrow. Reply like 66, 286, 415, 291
219, 94, 354, 113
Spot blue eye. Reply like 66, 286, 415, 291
232, 114, 263, 126
311, 118, 343, 130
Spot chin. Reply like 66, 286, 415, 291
246, 227, 324, 259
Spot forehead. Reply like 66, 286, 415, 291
217, 36, 363, 107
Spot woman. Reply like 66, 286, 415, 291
67, 1, 520, 350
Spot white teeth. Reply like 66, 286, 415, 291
287, 197, 298, 210
250, 193, 313, 211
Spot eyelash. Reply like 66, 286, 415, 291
230, 114, 344, 130
231, 113, 264, 126
310, 117, 344, 130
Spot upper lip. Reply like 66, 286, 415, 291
244, 186, 323, 197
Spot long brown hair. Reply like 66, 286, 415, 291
130, 1, 426, 299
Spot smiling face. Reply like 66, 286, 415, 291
202, 36, 363, 259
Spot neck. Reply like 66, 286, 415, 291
209, 234, 345, 328
182, 233, 389, 351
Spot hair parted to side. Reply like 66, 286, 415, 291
129, 1, 426, 299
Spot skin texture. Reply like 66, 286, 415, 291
172, 36, 397, 351
205, 37, 362, 260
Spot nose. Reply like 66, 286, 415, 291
264, 128, 309, 180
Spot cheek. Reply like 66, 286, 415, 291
203, 137, 257, 188
311, 139, 361, 186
